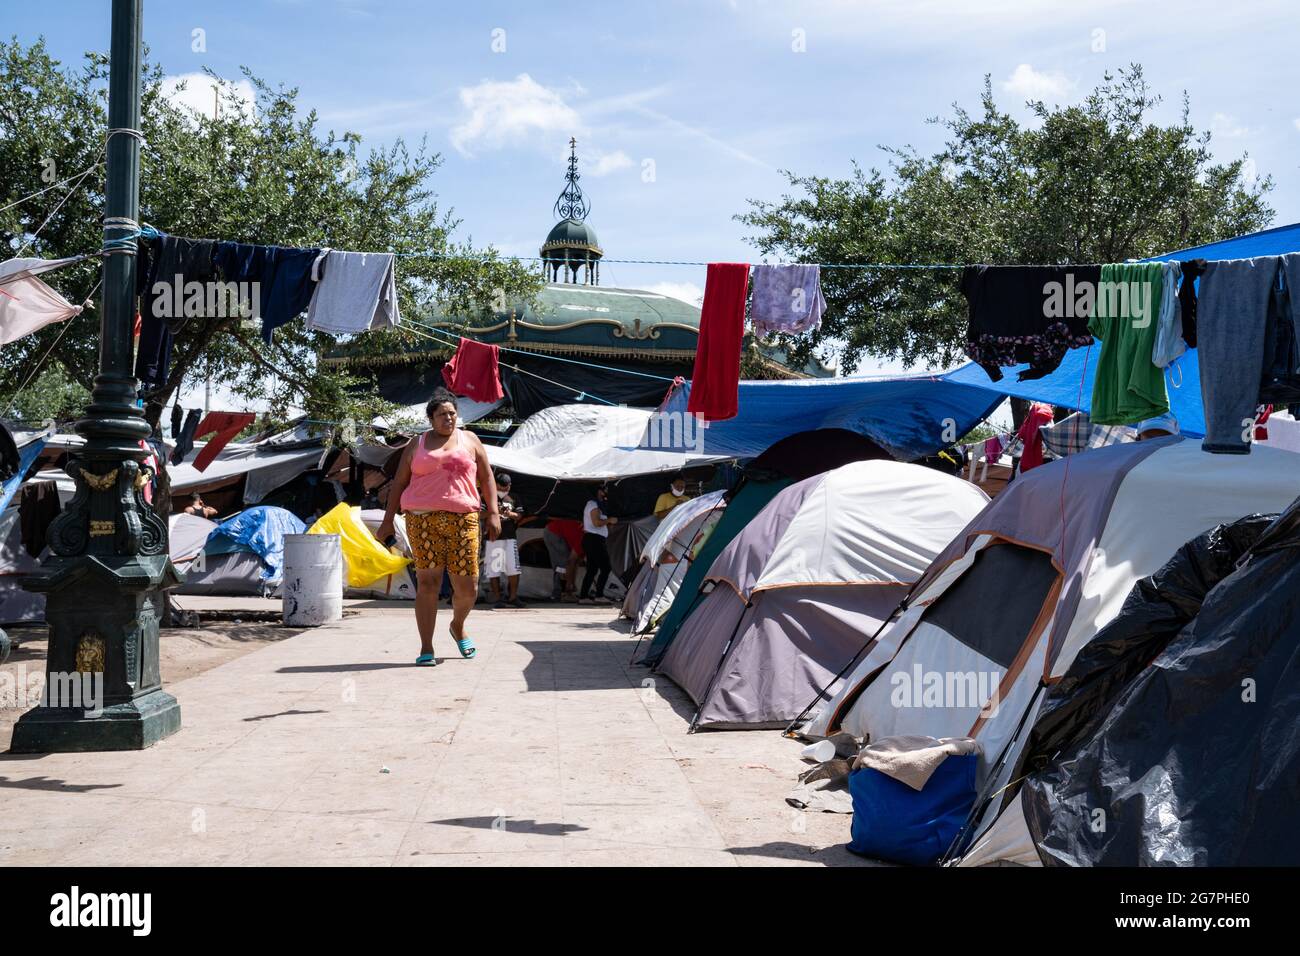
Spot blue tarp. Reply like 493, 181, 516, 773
941, 222, 1300, 435
0, 437, 48, 515
651, 376, 1001, 461
206, 505, 305, 580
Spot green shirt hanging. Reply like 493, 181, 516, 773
1088, 262, 1169, 425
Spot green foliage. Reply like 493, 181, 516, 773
4, 364, 91, 425
0, 38, 541, 429
740, 66, 1275, 373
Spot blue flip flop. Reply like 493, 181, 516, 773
450, 629, 476, 659
415, 652, 438, 666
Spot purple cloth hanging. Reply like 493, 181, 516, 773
749, 264, 826, 334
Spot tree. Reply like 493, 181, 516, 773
0, 38, 541, 432
4, 365, 90, 425
739, 66, 1275, 373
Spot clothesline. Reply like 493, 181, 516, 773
0, 160, 107, 216
15, 222, 1172, 277
392, 249, 971, 270
400, 322, 623, 407
405, 321, 680, 383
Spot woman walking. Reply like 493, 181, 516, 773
579, 485, 618, 604
376, 388, 499, 665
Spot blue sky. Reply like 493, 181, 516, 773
11, 0, 1300, 379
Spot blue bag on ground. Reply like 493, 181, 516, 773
847, 751, 977, 866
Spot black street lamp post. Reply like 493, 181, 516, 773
11, 0, 181, 752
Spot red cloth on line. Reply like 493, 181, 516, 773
1016, 401, 1055, 473
687, 263, 750, 422
441, 337, 504, 403
192, 411, 256, 472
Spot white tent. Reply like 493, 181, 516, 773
657, 460, 989, 729
789, 438, 1300, 863
621, 490, 727, 632
168, 512, 217, 571
486, 404, 729, 480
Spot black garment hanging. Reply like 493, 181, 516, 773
170, 402, 183, 440
960, 265, 1101, 381
170, 408, 201, 465
1259, 255, 1300, 405
1176, 259, 1206, 348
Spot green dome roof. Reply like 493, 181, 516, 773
541, 217, 602, 257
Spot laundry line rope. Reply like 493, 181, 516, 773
0, 160, 107, 216
406, 320, 680, 383
392, 249, 968, 271
400, 322, 622, 407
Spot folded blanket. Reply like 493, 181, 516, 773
853, 735, 981, 792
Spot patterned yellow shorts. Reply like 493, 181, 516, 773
405, 510, 480, 576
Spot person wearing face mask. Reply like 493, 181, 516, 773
653, 474, 692, 521
579, 484, 618, 604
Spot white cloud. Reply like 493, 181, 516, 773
1292, 117, 1300, 132
644, 281, 703, 306
450, 73, 581, 156
588, 150, 633, 176
1000, 63, 1076, 102
1210, 112, 1250, 138
449, 74, 763, 173
160, 72, 256, 119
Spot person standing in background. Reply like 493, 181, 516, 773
543, 516, 584, 602
579, 485, 617, 604
653, 474, 692, 520
484, 472, 525, 609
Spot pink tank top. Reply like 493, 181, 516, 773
400, 430, 481, 514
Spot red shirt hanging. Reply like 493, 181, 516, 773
687, 263, 750, 422
192, 411, 257, 472
441, 337, 504, 403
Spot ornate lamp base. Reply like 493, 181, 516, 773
11, 552, 181, 753
10, 690, 180, 753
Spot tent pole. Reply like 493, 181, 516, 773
631, 491, 727, 643
939, 680, 1047, 866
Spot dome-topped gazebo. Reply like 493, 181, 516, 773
540, 138, 603, 285
328, 138, 833, 419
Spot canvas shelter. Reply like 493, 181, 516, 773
795, 437, 1300, 859
176, 505, 306, 595
638, 475, 792, 665
487, 404, 729, 480
656, 461, 989, 729
622, 490, 728, 632
653, 374, 1000, 463
957, 504, 1300, 867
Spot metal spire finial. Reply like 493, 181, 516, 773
553, 136, 590, 222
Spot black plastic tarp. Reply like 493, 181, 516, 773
1020, 501, 1300, 866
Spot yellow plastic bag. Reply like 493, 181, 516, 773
308, 503, 410, 588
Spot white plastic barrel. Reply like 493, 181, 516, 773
282, 533, 343, 626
